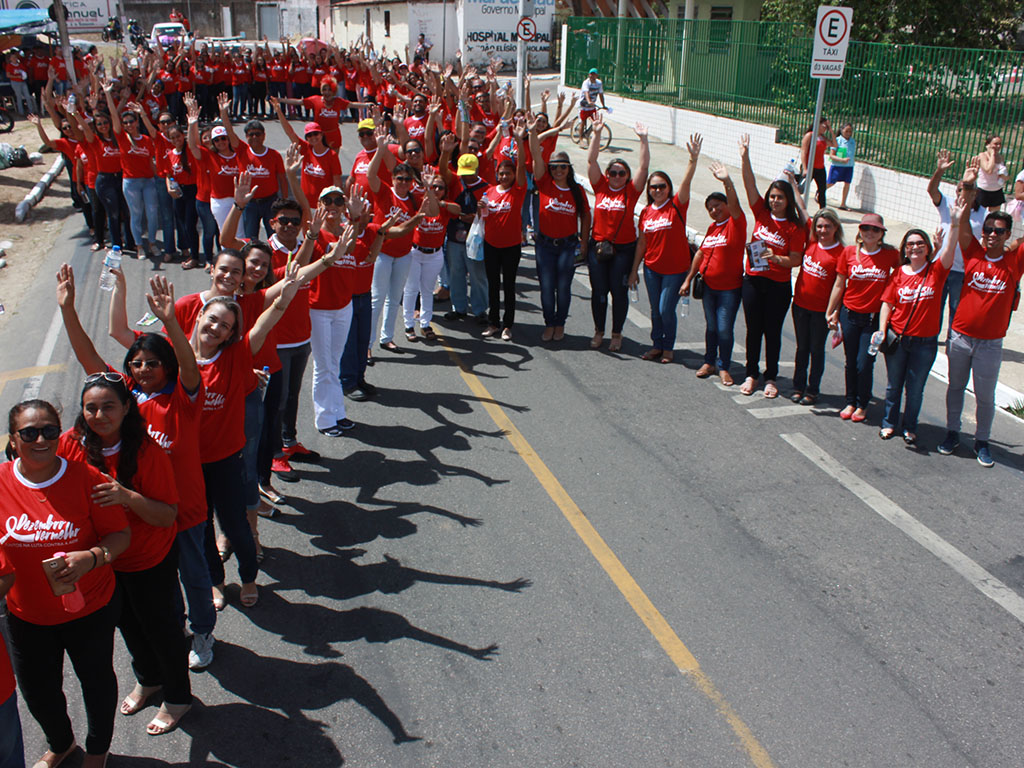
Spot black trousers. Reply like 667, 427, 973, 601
258, 367, 284, 485
7, 595, 120, 756
202, 452, 259, 586
115, 544, 191, 706
484, 241, 522, 328
812, 167, 827, 208
742, 275, 792, 381
791, 303, 828, 395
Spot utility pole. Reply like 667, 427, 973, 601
52, 0, 77, 88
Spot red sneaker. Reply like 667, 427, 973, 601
271, 456, 299, 482
281, 442, 321, 463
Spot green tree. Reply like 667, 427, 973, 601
759, 0, 1023, 50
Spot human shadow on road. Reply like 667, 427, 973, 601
259, 547, 532, 603
241, 589, 500, 661
207, 642, 421, 744
370, 385, 529, 435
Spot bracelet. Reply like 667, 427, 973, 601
90, 549, 98, 570
233, 201, 245, 210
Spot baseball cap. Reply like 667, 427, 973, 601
357, 118, 375, 131
860, 213, 885, 230
456, 154, 479, 176
318, 185, 344, 200
304, 121, 323, 135
588, 68, 598, 74
211, 126, 228, 139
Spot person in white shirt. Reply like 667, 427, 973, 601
579, 69, 605, 130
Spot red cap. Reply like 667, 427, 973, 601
304, 121, 323, 135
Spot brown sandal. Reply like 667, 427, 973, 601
641, 349, 662, 361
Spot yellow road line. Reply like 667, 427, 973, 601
0, 364, 66, 398
445, 343, 775, 768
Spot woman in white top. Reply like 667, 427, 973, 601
975, 135, 1008, 212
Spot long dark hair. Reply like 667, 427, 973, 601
6, 399, 61, 461
898, 228, 934, 266
166, 123, 190, 176
73, 378, 148, 491
764, 180, 801, 225
643, 171, 674, 207
123, 333, 179, 387
549, 151, 586, 213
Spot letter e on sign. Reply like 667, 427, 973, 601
810, 6, 853, 79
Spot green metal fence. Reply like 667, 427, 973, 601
565, 18, 1024, 185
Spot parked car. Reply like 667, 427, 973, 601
150, 22, 189, 48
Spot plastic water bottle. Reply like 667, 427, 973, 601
99, 245, 121, 291
629, 285, 639, 303
168, 177, 181, 195
868, 330, 884, 356
678, 295, 689, 318
784, 158, 799, 176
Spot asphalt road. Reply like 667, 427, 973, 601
1, 105, 1023, 768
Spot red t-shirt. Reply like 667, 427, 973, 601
953, 239, 1024, 340
592, 177, 640, 244
309, 231, 356, 310
882, 260, 951, 338
269, 238, 319, 347
158, 69, 177, 94
404, 114, 428, 142
351, 145, 399, 197
537, 176, 587, 240
191, 63, 212, 85
0, 458, 128, 626
167, 147, 197, 186
699, 214, 747, 292
151, 133, 172, 177
87, 135, 123, 175
230, 63, 251, 86
197, 336, 255, 463
346, 224, 380, 295
414, 210, 451, 250
4, 61, 27, 82
374, 186, 420, 257
49, 56, 68, 81
269, 59, 288, 82
291, 61, 311, 84
76, 143, 96, 188
51, 138, 81, 182
29, 54, 50, 81
303, 96, 350, 144
793, 241, 842, 313
57, 433, 178, 572
838, 245, 900, 314
483, 184, 527, 248
134, 380, 207, 532
299, 141, 342, 204
200, 147, 239, 199
639, 197, 689, 275
746, 199, 805, 282
236, 143, 283, 200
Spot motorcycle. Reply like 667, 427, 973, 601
101, 17, 122, 43
128, 19, 146, 48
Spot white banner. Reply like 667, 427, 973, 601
3, 0, 112, 33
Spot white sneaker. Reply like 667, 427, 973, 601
189, 632, 215, 670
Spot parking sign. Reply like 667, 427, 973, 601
810, 6, 853, 79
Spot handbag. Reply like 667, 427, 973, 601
595, 198, 631, 263
880, 263, 930, 355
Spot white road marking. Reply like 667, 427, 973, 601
781, 432, 1024, 626
747, 404, 814, 418
21, 309, 62, 400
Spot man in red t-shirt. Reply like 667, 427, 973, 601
224, 119, 287, 240
942, 176, 1024, 467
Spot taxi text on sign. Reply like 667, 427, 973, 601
810, 5, 853, 79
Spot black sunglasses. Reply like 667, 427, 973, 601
158, 118, 174, 124
358, 131, 373, 137
982, 225, 1009, 235
859, 224, 883, 233
405, 146, 423, 154
648, 183, 668, 191
607, 169, 627, 177
246, 131, 264, 137
129, 359, 162, 370
275, 215, 301, 226
320, 195, 345, 206
548, 163, 569, 169
393, 176, 413, 183
16, 424, 61, 442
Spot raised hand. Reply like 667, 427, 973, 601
932, 226, 946, 253
27, 113, 40, 126
146, 275, 177, 325
347, 192, 368, 221
686, 133, 702, 161
963, 157, 979, 185
55, 263, 75, 308
285, 142, 303, 175
340, 223, 357, 252
738, 133, 750, 158
308, 205, 326, 238
392, 103, 407, 124
439, 132, 456, 155
709, 160, 730, 182
233, 171, 256, 207
374, 123, 389, 147
935, 149, 954, 173
216, 91, 230, 110
185, 96, 200, 123
634, 122, 648, 138
592, 111, 604, 134
280, 258, 302, 299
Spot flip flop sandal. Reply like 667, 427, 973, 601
120, 685, 161, 716
146, 703, 191, 736
31, 743, 77, 768
404, 328, 417, 342
240, 584, 259, 608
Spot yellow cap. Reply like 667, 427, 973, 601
456, 153, 479, 176
357, 118, 375, 131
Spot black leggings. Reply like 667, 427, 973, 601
115, 545, 191, 707
484, 241, 522, 328
258, 367, 284, 485
87, 185, 106, 246
811, 167, 827, 208
7, 596, 120, 756
742, 275, 792, 381
791, 303, 828, 395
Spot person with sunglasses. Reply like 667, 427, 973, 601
826, 213, 899, 422
941, 174, 1024, 467
586, 113, 650, 351
186, 92, 239, 230
57, 369, 192, 737
276, 75, 368, 151
404, 171, 455, 340
269, 98, 342, 203
350, 116, 400, 200
135, 109, 183, 265
1, 399, 130, 768
106, 87, 163, 260
629, 135, 702, 363
877, 219, 958, 444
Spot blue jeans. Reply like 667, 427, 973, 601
122, 176, 160, 245
155, 177, 176, 252
0, 692, 24, 768
643, 266, 685, 350
195, 198, 218, 264
231, 83, 249, 119
174, 184, 199, 254
175, 522, 216, 636
341, 291, 372, 390
535, 235, 577, 327
701, 286, 742, 369
242, 387, 264, 511
588, 241, 635, 334
445, 240, 488, 316
839, 306, 879, 409
243, 194, 278, 241
941, 269, 964, 341
882, 335, 938, 433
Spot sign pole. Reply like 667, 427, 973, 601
804, 78, 825, 210
53, 0, 77, 88
515, 0, 526, 108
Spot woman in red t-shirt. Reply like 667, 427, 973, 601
682, 164, 747, 385
738, 134, 807, 398
791, 209, 844, 404
629, 135, 701, 363
586, 114, 650, 351
877, 219, 957, 443
108, 91, 162, 258
269, 97, 343, 203
825, 212, 900, 421
74, 106, 135, 252
186, 92, 239, 230
58, 372, 192, 736
403, 172, 454, 338
250, 54, 269, 119
0, 399, 130, 768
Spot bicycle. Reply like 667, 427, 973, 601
569, 108, 612, 152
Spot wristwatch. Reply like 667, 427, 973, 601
100, 545, 112, 565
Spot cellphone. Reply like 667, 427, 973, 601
41, 555, 75, 597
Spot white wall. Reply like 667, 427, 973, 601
331, 2, 410, 55
407, 2, 459, 63
282, 0, 318, 38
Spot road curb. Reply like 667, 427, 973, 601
15, 155, 65, 222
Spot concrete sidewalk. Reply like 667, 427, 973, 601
552, 126, 1024, 408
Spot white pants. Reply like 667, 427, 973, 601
370, 252, 412, 346
403, 247, 446, 328
309, 304, 353, 430
210, 197, 233, 231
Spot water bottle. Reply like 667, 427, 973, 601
68, 93, 77, 112
868, 330, 884, 357
678, 295, 689, 318
629, 284, 639, 303
168, 177, 181, 195
99, 245, 121, 291
784, 158, 799, 176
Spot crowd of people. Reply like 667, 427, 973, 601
1, 33, 1024, 767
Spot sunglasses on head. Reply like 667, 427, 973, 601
85, 371, 126, 385
129, 359, 162, 370
607, 169, 627, 177
983, 225, 1009, 235
16, 424, 61, 443
859, 224, 883, 233
275, 215, 301, 226
320, 195, 345, 206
